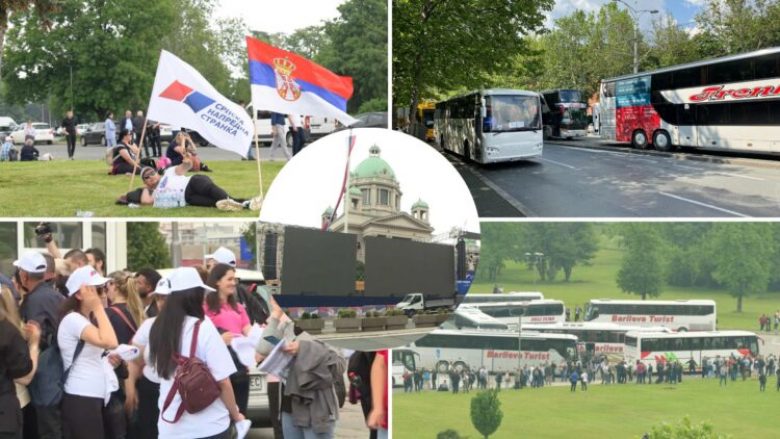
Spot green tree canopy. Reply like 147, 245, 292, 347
470, 389, 502, 439
127, 222, 170, 272
616, 223, 665, 300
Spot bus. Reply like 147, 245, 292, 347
624, 330, 760, 368
434, 89, 543, 164
461, 291, 544, 305
540, 89, 589, 139
392, 348, 419, 387
441, 307, 510, 331
462, 299, 566, 326
584, 299, 716, 332
597, 47, 780, 152
417, 101, 436, 142
521, 322, 671, 363
409, 329, 578, 373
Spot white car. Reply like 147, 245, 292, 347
11, 122, 55, 145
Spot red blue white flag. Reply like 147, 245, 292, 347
246, 36, 358, 125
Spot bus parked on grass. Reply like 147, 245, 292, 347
392, 348, 419, 387
584, 299, 716, 332
461, 291, 544, 305
434, 89, 543, 164
540, 89, 589, 139
623, 330, 759, 368
410, 329, 578, 373
462, 299, 566, 326
597, 47, 780, 152
522, 322, 671, 362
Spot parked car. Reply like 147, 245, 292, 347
335, 112, 388, 131
81, 122, 118, 146
158, 123, 174, 144
10, 122, 54, 144
0, 117, 17, 140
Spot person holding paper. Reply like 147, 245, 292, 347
205, 264, 252, 416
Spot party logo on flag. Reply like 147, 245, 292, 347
159, 80, 250, 138
273, 57, 302, 102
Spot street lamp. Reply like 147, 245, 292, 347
613, 0, 659, 74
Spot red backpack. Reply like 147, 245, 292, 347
161, 320, 221, 423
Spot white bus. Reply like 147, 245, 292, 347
461, 291, 544, 305
624, 331, 760, 368
441, 307, 510, 331
522, 322, 671, 363
410, 329, 578, 373
463, 299, 566, 326
598, 47, 780, 152
391, 348, 419, 388
434, 89, 543, 164
584, 299, 716, 332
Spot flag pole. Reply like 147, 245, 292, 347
344, 128, 352, 233
252, 107, 264, 201
127, 116, 149, 193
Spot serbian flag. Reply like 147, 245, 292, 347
246, 36, 358, 125
147, 50, 253, 158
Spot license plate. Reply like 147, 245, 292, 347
250, 376, 264, 391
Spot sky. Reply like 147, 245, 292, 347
259, 128, 480, 237
213, 0, 347, 33
548, 0, 705, 32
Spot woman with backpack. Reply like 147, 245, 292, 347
205, 264, 252, 417
57, 266, 119, 439
148, 267, 243, 439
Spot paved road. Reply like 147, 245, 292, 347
449, 136, 780, 217
248, 401, 369, 438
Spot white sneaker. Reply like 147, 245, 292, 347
216, 198, 244, 212
248, 196, 262, 211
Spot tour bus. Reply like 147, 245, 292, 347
584, 299, 716, 332
462, 299, 566, 326
597, 47, 780, 152
540, 89, 589, 139
521, 322, 671, 363
623, 330, 760, 368
417, 101, 436, 142
461, 291, 544, 305
441, 306, 510, 331
409, 329, 578, 373
434, 89, 544, 163
392, 348, 419, 387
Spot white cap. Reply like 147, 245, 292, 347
13, 251, 48, 274
66, 265, 110, 296
205, 247, 236, 267
168, 267, 215, 294
153, 277, 171, 296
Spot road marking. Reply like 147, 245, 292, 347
540, 157, 578, 170
456, 161, 538, 217
658, 192, 751, 217
718, 172, 766, 182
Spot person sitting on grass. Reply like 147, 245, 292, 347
110, 129, 142, 175
19, 139, 39, 161
1, 136, 16, 161
166, 130, 211, 172
118, 154, 260, 211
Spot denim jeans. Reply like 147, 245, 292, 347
281, 412, 335, 439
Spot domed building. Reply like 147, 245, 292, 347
323, 144, 434, 258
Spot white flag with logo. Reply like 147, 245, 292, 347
148, 50, 252, 158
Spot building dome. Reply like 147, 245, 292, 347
412, 198, 429, 209
322, 206, 334, 216
348, 186, 361, 197
353, 145, 395, 179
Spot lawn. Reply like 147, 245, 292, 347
393, 378, 778, 438
0, 160, 284, 217
470, 234, 780, 331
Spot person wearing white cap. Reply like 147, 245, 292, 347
126, 276, 171, 439
57, 265, 119, 439
147, 267, 244, 438
205, 247, 237, 270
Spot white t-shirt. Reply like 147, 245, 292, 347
58, 312, 107, 399
156, 317, 236, 439
153, 167, 191, 208
132, 317, 161, 383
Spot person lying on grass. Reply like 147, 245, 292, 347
117, 151, 260, 211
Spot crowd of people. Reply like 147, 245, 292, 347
0, 233, 388, 439
758, 311, 780, 333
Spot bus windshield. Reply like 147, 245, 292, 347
559, 90, 583, 103
486, 95, 541, 132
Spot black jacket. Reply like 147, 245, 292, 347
0, 319, 32, 433
61, 117, 76, 135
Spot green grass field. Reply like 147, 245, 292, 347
393, 378, 779, 438
0, 160, 283, 217
470, 234, 780, 331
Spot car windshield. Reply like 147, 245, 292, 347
559, 90, 583, 103
485, 95, 541, 132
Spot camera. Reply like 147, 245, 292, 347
34, 222, 53, 243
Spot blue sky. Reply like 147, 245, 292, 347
548, 0, 706, 32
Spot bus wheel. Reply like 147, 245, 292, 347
653, 130, 674, 152
463, 141, 471, 162
453, 361, 467, 373
631, 130, 648, 149
436, 361, 449, 373
677, 327, 688, 333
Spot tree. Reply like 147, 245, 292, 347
695, 0, 780, 55
707, 223, 774, 312
0, 0, 58, 75
616, 223, 665, 300
470, 390, 502, 439
127, 222, 170, 272
475, 223, 524, 283
646, 14, 702, 69
523, 223, 598, 282
648, 416, 727, 439
437, 430, 463, 439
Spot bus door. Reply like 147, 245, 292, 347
676, 103, 698, 147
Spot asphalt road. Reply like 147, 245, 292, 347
450, 136, 780, 217
248, 401, 370, 438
